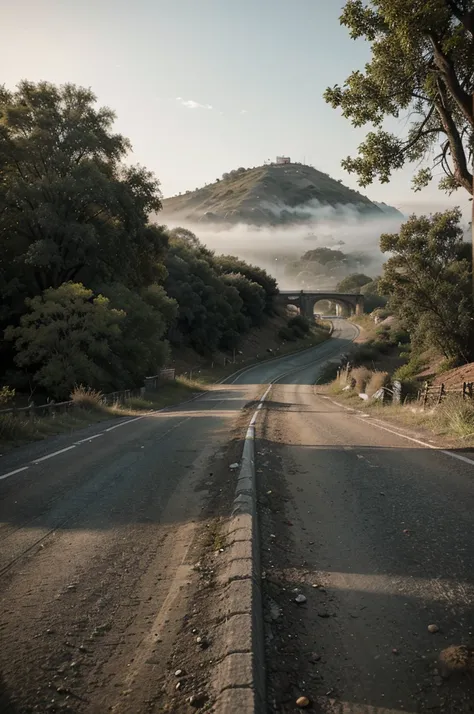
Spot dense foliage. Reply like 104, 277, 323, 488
325, 0, 474, 196
379, 209, 473, 362
0, 81, 278, 399
336, 273, 372, 293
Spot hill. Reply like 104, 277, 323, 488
160, 163, 404, 226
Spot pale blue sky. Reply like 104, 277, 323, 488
1, 0, 469, 216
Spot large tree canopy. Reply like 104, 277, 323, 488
0, 81, 168, 309
379, 209, 473, 362
324, 1, 474, 195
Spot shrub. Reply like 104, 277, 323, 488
370, 339, 391, 355
70, 385, 104, 410
351, 366, 372, 393
366, 371, 389, 397
288, 315, 311, 334
436, 397, 474, 437
0, 386, 15, 407
391, 328, 410, 345
351, 344, 378, 365
393, 357, 425, 382
279, 326, 297, 341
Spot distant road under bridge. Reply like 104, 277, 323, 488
280, 290, 363, 317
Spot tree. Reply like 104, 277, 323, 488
324, 1, 474, 198
5, 283, 125, 399
379, 209, 473, 362
360, 278, 388, 312
215, 255, 279, 312
101, 282, 176, 387
302, 247, 347, 265
168, 226, 201, 247
0, 81, 167, 306
222, 273, 266, 326
336, 273, 372, 292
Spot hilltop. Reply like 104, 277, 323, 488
160, 163, 403, 226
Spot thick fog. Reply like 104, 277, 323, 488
162, 205, 405, 290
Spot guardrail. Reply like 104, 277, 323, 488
0, 368, 176, 417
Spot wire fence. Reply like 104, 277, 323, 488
0, 368, 176, 417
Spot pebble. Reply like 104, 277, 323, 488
229, 463, 239, 470
296, 695, 310, 708
175, 669, 183, 677
188, 692, 207, 708
310, 653, 321, 663
295, 594, 307, 604
428, 624, 439, 633
175, 682, 181, 690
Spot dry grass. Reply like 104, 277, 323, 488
0, 378, 209, 451
70, 385, 106, 411
432, 397, 474, 438
351, 366, 372, 393
366, 371, 389, 397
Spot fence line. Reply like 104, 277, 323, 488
336, 362, 474, 408
0, 368, 176, 417
418, 381, 474, 408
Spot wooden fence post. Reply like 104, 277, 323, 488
422, 381, 429, 409
437, 383, 445, 405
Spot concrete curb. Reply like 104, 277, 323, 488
212, 424, 265, 713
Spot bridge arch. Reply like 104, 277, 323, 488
280, 290, 363, 318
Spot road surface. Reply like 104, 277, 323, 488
0, 322, 356, 713
3, 317, 472, 714
259, 339, 474, 713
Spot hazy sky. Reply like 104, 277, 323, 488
1, 0, 470, 218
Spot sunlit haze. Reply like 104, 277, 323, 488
2, 0, 470, 220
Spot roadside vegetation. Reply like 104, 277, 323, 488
316, 207, 474, 443
0, 81, 279, 408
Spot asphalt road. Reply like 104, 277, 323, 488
6, 317, 471, 714
259, 335, 474, 713
0, 321, 356, 714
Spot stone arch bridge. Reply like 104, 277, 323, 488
280, 290, 363, 318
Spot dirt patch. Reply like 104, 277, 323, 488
433, 362, 474, 389
148, 405, 254, 713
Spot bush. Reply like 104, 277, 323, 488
351, 344, 378, 365
436, 397, 474, 437
351, 366, 372, 393
393, 357, 425, 382
0, 386, 15, 407
279, 326, 297, 341
391, 328, 410, 345
288, 315, 311, 334
370, 339, 392, 355
366, 371, 389, 397
70, 386, 104, 410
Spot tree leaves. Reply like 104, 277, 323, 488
326, 0, 474, 195
379, 209, 473, 361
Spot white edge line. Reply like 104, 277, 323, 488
439, 450, 474, 466
322, 395, 474, 467
104, 416, 144, 432
75, 433, 104, 444
0, 466, 29, 481
33, 445, 77, 463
